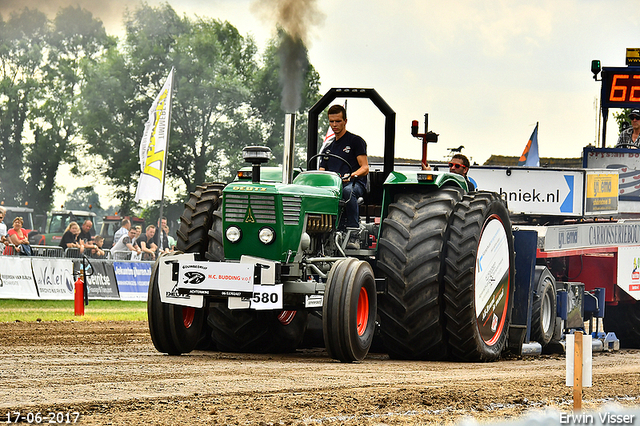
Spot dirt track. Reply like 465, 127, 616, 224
1, 321, 639, 425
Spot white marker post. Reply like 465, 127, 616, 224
566, 331, 593, 411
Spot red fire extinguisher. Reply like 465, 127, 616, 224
74, 276, 84, 316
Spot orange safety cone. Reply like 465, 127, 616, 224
74, 277, 84, 316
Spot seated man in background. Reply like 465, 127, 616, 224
110, 228, 141, 260
78, 220, 97, 252
137, 225, 158, 261
113, 218, 131, 247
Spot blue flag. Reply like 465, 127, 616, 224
518, 123, 540, 167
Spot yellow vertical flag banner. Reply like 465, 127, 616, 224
135, 67, 175, 202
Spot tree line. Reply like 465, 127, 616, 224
0, 3, 323, 216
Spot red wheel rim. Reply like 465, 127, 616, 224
182, 307, 195, 329
356, 287, 369, 336
277, 310, 296, 325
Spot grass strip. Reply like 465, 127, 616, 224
0, 299, 148, 322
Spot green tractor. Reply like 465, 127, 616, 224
148, 88, 515, 362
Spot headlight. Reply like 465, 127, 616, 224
258, 227, 275, 245
226, 226, 242, 243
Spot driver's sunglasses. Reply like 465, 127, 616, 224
631, 116, 640, 121
448, 163, 466, 170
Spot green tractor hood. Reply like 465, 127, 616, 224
222, 171, 342, 262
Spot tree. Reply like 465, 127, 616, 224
0, 6, 113, 214
79, 4, 323, 209
0, 8, 48, 206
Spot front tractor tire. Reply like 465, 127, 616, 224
148, 182, 225, 355
148, 259, 204, 355
323, 258, 377, 362
443, 191, 515, 362
376, 188, 463, 360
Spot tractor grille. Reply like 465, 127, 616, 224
282, 196, 302, 225
225, 193, 276, 224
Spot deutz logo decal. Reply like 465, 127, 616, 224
245, 207, 255, 223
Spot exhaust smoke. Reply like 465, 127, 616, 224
252, 0, 325, 112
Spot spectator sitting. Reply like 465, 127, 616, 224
0, 206, 7, 254
110, 228, 141, 260
151, 217, 171, 255
112, 218, 130, 248
137, 225, 158, 260
90, 235, 106, 258
167, 233, 177, 251
132, 225, 142, 245
79, 220, 97, 251
8, 216, 32, 256
59, 221, 84, 256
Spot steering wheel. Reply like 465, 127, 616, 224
307, 153, 354, 176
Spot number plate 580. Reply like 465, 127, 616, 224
246, 284, 283, 310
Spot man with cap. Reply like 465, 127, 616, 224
616, 109, 640, 148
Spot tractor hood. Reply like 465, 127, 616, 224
222, 171, 342, 262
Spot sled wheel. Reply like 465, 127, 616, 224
530, 268, 557, 346
443, 191, 515, 361
376, 188, 463, 360
323, 258, 377, 362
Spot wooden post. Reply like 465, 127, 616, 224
573, 331, 583, 411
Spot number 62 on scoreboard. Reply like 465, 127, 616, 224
601, 67, 640, 108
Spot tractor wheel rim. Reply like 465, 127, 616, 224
182, 307, 195, 329
542, 291, 552, 333
278, 310, 296, 325
356, 287, 369, 336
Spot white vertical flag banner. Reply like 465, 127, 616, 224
135, 67, 175, 202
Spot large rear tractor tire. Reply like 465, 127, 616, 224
443, 191, 515, 361
148, 182, 225, 355
207, 307, 308, 353
323, 258, 377, 362
176, 183, 226, 254
603, 303, 640, 348
376, 188, 463, 360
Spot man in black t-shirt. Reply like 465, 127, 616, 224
137, 225, 158, 260
78, 220, 97, 252
319, 104, 369, 230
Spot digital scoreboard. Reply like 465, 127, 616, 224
600, 67, 640, 109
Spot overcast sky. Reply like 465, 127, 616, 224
3, 0, 639, 203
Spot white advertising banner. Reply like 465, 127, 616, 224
468, 167, 584, 216
617, 246, 640, 301
0, 257, 38, 299
32, 258, 75, 300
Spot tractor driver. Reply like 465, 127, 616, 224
319, 104, 369, 230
